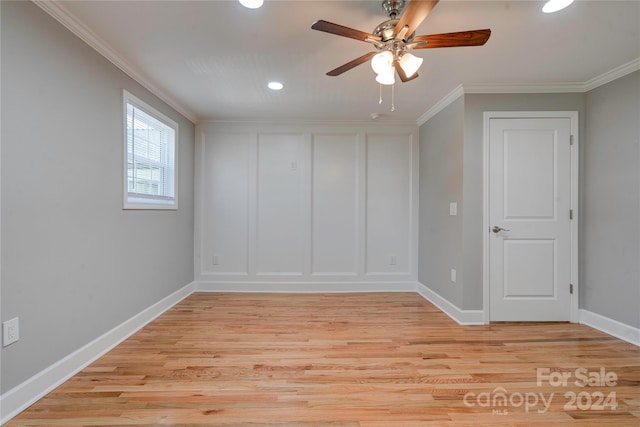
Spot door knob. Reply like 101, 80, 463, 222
492, 226, 510, 234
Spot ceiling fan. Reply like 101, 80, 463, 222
311, 0, 491, 85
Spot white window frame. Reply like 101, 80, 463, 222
123, 90, 179, 210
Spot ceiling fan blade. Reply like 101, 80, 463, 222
412, 29, 491, 49
393, 0, 440, 39
394, 61, 420, 83
327, 52, 377, 76
312, 20, 382, 43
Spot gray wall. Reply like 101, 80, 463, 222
462, 93, 586, 310
420, 84, 640, 327
418, 97, 464, 307
1, 1, 195, 393
583, 71, 640, 328
419, 93, 585, 311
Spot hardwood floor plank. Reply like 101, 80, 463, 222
6, 293, 640, 426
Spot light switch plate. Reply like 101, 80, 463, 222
449, 202, 457, 216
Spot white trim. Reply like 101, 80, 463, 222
417, 85, 464, 126
201, 119, 418, 128
482, 112, 490, 323
0, 282, 196, 425
32, 0, 198, 124
418, 58, 640, 126
416, 283, 485, 325
482, 111, 579, 324
194, 281, 417, 294
582, 57, 640, 92
580, 309, 640, 347
568, 112, 580, 323
464, 82, 585, 94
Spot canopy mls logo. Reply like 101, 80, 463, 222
463, 387, 554, 415
463, 367, 618, 415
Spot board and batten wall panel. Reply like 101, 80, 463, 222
311, 133, 359, 276
195, 123, 418, 288
256, 133, 306, 276
366, 134, 413, 275
201, 133, 250, 275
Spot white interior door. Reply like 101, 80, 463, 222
488, 117, 573, 321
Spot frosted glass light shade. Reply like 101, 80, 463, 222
542, 0, 574, 13
376, 69, 395, 85
398, 52, 423, 78
371, 51, 394, 75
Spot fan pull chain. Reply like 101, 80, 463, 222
377, 83, 396, 112
391, 83, 395, 112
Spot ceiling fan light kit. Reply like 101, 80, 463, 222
371, 50, 394, 76
311, 0, 491, 110
376, 69, 396, 86
398, 52, 423, 79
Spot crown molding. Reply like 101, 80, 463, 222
32, 0, 199, 124
582, 57, 640, 92
463, 82, 586, 94
198, 119, 418, 128
416, 85, 464, 126
417, 57, 640, 126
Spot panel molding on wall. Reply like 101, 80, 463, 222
200, 132, 251, 276
365, 133, 414, 276
255, 133, 307, 276
195, 122, 419, 286
311, 133, 360, 276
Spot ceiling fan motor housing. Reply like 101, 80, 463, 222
382, 0, 405, 19
373, 19, 401, 42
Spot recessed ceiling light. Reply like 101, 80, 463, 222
542, 0, 574, 13
239, 0, 263, 9
268, 81, 284, 91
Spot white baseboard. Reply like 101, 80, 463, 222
579, 309, 640, 347
416, 282, 485, 325
0, 282, 196, 425
194, 281, 418, 293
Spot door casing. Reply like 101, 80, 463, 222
482, 111, 579, 323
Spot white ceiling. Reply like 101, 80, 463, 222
53, 0, 640, 123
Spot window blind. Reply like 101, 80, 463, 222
126, 102, 176, 202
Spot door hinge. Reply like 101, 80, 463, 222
570, 284, 574, 294
570, 209, 574, 220
570, 135, 574, 145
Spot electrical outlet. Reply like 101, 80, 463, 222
3, 317, 19, 347
390, 255, 397, 266
212, 255, 220, 265
450, 269, 457, 283
449, 202, 458, 216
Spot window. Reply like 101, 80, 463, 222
123, 90, 178, 209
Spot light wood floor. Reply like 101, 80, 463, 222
7, 293, 640, 426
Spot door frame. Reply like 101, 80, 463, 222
482, 111, 579, 323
